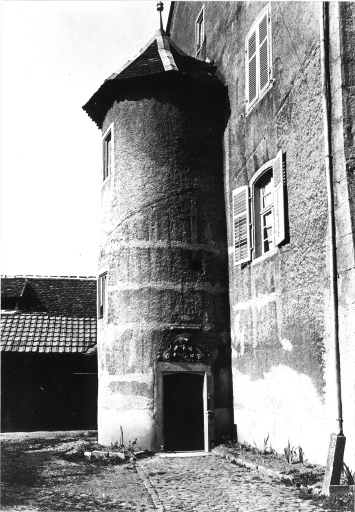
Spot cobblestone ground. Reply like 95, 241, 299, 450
1, 433, 155, 511
137, 454, 321, 512
1, 433, 322, 511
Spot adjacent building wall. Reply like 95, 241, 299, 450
169, 1, 355, 466
1, 353, 98, 432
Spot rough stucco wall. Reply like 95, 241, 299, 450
170, 1, 354, 466
98, 86, 232, 449
339, 2, 355, 244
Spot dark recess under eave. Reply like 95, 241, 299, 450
83, 70, 226, 130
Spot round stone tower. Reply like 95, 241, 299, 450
83, 29, 232, 451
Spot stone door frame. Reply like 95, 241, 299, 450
155, 362, 215, 452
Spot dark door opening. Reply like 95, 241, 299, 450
163, 373, 204, 451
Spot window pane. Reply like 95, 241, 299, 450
262, 210, 273, 254
261, 178, 273, 209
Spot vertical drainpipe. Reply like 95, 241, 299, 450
320, 2, 343, 436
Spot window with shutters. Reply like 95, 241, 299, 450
245, 4, 272, 112
103, 123, 114, 182
195, 6, 205, 56
233, 150, 285, 265
98, 272, 107, 318
254, 171, 274, 257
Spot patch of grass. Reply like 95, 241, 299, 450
303, 491, 354, 511
284, 440, 297, 464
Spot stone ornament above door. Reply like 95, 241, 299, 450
158, 337, 218, 363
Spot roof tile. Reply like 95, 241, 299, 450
1, 276, 97, 317
1, 313, 97, 354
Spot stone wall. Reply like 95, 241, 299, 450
170, 1, 355, 466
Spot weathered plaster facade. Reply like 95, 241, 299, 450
169, 2, 355, 466
83, 2, 354, 466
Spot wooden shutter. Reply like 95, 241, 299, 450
233, 186, 251, 265
273, 150, 285, 246
259, 12, 270, 93
247, 31, 257, 106
195, 8, 204, 54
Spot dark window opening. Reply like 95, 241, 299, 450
98, 273, 107, 318
103, 131, 112, 181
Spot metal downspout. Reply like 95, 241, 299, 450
320, 2, 343, 436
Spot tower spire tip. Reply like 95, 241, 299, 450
157, 1, 164, 31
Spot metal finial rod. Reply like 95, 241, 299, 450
157, 1, 164, 31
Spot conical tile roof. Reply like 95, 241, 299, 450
83, 29, 222, 128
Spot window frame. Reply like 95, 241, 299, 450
98, 272, 108, 319
195, 6, 205, 57
245, 3, 273, 113
102, 123, 114, 182
254, 169, 275, 258
233, 151, 285, 266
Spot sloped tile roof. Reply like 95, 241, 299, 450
83, 29, 222, 128
1, 313, 97, 353
1, 279, 27, 298
1, 276, 97, 317
1, 276, 97, 354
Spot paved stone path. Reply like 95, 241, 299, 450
1, 432, 323, 511
137, 454, 320, 512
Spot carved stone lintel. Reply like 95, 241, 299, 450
158, 337, 218, 363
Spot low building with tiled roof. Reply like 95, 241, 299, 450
1, 276, 98, 432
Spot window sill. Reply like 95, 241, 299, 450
251, 247, 277, 266
102, 175, 111, 187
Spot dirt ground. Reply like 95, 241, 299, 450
1, 431, 155, 511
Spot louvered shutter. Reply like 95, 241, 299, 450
247, 31, 257, 106
273, 150, 285, 246
233, 186, 251, 265
259, 12, 269, 93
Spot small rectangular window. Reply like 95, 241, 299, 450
246, 5, 272, 111
98, 272, 107, 318
103, 131, 111, 181
195, 7, 204, 56
102, 124, 113, 182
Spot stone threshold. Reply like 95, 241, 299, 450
159, 450, 210, 458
